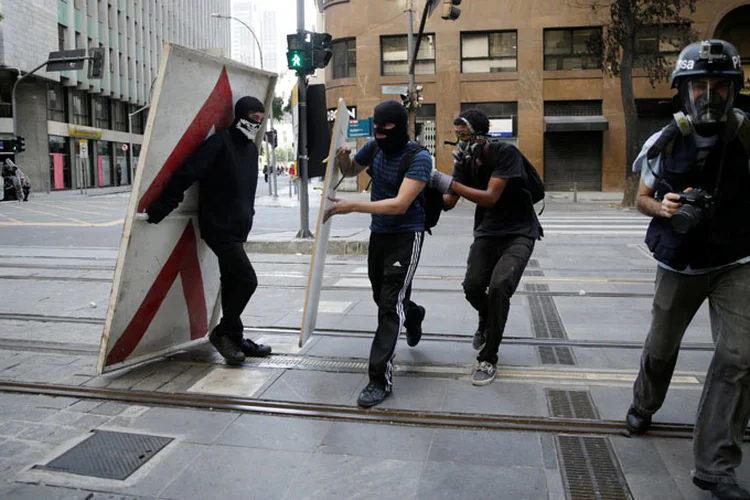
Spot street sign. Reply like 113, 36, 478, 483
47, 49, 87, 72
79, 140, 88, 156
121, 144, 129, 152
348, 118, 372, 138
382, 85, 409, 95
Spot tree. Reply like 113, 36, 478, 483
272, 95, 286, 120
588, 0, 696, 206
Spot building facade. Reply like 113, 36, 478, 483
230, 0, 258, 68
318, 0, 750, 191
0, 0, 230, 192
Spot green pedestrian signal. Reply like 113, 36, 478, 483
288, 49, 304, 70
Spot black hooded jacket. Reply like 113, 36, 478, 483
149, 97, 263, 243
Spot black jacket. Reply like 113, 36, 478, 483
151, 127, 259, 243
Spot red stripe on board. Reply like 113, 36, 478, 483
106, 222, 207, 365
137, 67, 233, 212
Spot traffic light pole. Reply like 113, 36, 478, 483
11, 56, 91, 152
296, 0, 312, 238
406, 0, 417, 141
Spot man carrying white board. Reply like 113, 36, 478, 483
145, 96, 273, 365
324, 100, 432, 408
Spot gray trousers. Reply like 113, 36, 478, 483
632, 262, 750, 484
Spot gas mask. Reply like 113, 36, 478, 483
236, 118, 262, 141
681, 78, 735, 136
452, 121, 485, 166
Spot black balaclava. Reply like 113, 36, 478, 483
233, 96, 265, 141
373, 100, 409, 156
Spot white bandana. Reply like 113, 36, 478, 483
237, 118, 261, 141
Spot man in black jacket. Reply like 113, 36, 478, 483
146, 95, 272, 365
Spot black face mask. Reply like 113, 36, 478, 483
373, 101, 409, 155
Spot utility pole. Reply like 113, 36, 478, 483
295, 0, 312, 238
407, 0, 417, 140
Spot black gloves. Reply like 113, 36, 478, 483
146, 200, 171, 224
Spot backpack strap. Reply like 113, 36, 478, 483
397, 144, 428, 182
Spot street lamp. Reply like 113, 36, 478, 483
211, 12, 278, 197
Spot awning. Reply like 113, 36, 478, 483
544, 116, 609, 133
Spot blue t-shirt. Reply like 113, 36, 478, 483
354, 139, 432, 233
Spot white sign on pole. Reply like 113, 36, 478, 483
299, 98, 350, 347
79, 140, 88, 156
381, 85, 409, 95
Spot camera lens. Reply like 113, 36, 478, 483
671, 205, 701, 234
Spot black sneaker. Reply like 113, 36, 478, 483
240, 338, 272, 357
625, 405, 652, 435
208, 328, 245, 365
405, 306, 426, 347
693, 477, 750, 499
472, 322, 486, 351
357, 382, 391, 408
471, 361, 496, 386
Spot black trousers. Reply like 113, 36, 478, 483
206, 241, 258, 344
462, 235, 535, 365
367, 231, 424, 390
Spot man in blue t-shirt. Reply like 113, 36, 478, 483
324, 100, 431, 408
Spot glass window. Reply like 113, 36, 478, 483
461, 31, 517, 73
381, 34, 435, 76
72, 90, 90, 126
0, 81, 13, 119
332, 38, 356, 79
93, 96, 111, 129
113, 100, 128, 132
47, 83, 67, 121
58, 24, 66, 51
635, 24, 686, 68
544, 27, 601, 71
95, 140, 113, 187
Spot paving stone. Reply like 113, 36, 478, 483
428, 429, 544, 468
159, 445, 308, 500
283, 453, 422, 500
417, 462, 547, 500
377, 376, 446, 412
120, 407, 238, 445
87, 402, 129, 417
215, 414, 331, 452
67, 400, 103, 413
43, 411, 111, 429
259, 370, 366, 406
611, 436, 672, 476
29, 396, 78, 410
320, 421, 434, 462
16, 422, 87, 445
0, 484, 94, 499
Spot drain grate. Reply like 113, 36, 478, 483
526, 285, 568, 340
546, 389, 600, 419
556, 435, 632, 500
538, 345, 576, 365
525, 270, 545, 277
528, 259, 540, 268
36, 430, 172, 480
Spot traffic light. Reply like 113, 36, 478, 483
287, 32, 311, 74
265, 129, 278, 149
400, 92, 412, 109
310, 32, 333, 70
88, 47, 105, 79
15, 136, 25, 153
440, 0, 461, 20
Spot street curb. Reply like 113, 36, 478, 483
244, 239, 369, 255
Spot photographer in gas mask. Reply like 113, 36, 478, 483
432, 109, 542, 387
627, 40, 750, 499
146, 96, 273, 366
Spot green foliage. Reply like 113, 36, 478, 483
588, 0, 698, 87
272, 95, 285, 120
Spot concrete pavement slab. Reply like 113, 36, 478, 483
112, 407, 238, 445
428, 429, 544, 468
258, 370, 366, 406
215, 414, 331, 452
158, 445, 308, 500
417, 461, 548, 500
281, 453, 422, 500
319, 421, 434, 462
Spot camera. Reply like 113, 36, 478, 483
671, 188, 715, 234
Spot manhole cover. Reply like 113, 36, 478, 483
36, 430, 173, 480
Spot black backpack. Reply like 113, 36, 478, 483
489, 141, 545, 211
365, 143, 444, 234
